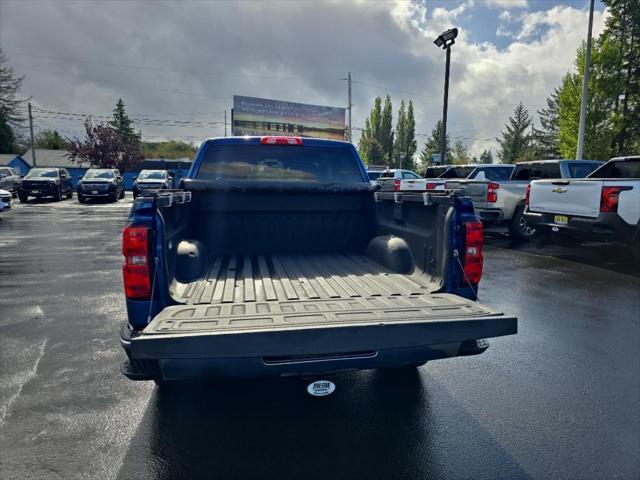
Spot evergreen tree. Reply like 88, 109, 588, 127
0, 108, 16, 153
535, 90, 561, 158
497, 102, 532, 163
479, 148, 493, 164
380, 95, 394, 164
405, 101, 417, 169
392, 100, 406, 169
419, 121, 450, 168
0, 48, 26, 128
450, 140, 470, 165
109, 98, 136, 144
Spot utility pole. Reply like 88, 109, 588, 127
28, 102, 36, 167
347, 72, 352, 143
440, 46, 451, 165
224, 110, 227, 137
139, 130, 143, 153
576, 0, 595, 160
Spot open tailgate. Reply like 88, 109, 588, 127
129, 294, 516, 359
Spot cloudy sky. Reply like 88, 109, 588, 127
0, 0, 607, 157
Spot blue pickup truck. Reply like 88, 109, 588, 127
120, 136, 517, 385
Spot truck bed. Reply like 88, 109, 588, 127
150, 252, 496, 336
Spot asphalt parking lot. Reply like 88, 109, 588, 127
1, 196, 639, 480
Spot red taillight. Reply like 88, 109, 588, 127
426, 182, 438, 190
525, 184, 531, 207
260, 136, 303, 146
487, 182, 499, 203
600, 186, 631, 212
394, 179, 401, 191
123, 226, 152, 299
463, 220, 484, 285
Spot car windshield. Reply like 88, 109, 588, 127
25, 168, 58, 178
84, 170, 114, 179
198, 145, 363, 183
138, 171, 166, 180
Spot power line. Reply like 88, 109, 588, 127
7, 51, 344, 82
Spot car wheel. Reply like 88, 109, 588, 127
53, 187, 62, 202
111, 192, 118, 203
509, 205, 536, 241
18, 194, 28, 203
119, 189, 125, 199
78, 195, 85, 204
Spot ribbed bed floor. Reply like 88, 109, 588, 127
176, 252, 432, 305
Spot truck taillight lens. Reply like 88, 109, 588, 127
123, 226, 152, 299
487, 182, 499, 203
260, 136, 303, 145
600, 186, 631, 212
394, 179, 401, 191
463, 220, 484, 285
525, 184, 531, 207
426, 182, 437, 190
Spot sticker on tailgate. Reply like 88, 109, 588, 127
307, 380, 335, 397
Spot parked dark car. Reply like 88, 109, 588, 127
0, 167, 21, 197
77, 168, 125, 203
132, 169, 172, 198
16, 168, 73, 202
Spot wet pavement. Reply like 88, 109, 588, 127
1, 197, 639, 480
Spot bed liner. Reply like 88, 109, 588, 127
148, 252, 499, 336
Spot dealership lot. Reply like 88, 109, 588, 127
0, 199, 639, 480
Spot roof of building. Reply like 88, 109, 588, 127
0, 153, 21, 166
21, 149, 87, 168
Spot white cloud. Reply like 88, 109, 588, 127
485, 0, 528, 9
0, 0, 609, 160
499, 10, 512, 21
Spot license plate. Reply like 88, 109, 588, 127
31, 190, 39, 193
91, 190, 98, 194
554, 215, 569, 225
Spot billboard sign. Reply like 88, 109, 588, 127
232, 95, 346, 140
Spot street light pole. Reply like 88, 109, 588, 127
434, 28, 458, 166
576, 0, 595, 160
441, 46, 451, 166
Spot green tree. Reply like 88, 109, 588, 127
534, 90, 561, 158
419, 120, 450, 168
109, 98, 136, 144
405, 101, 417, 162
0, 108, 16, 153
497, 102, 532, 163
0, 48, 26, 128
601, 0, 640, 155
380, 95, 394, 164
479, 148, 493, 163
391, 99, 418, 171
358, 98, 384, 164
142, 140, 197, 159
450, 140, 470, 165
34, 129, 69, 150
392, 100, 406, 169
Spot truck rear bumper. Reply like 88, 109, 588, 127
120, 313, 517, 380
524, 210, 635, 243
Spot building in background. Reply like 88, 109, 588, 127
0, 154, 28, 175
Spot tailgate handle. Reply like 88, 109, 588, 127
551, 181, 570, 185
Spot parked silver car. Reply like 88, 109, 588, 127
0, 167, 21, 197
